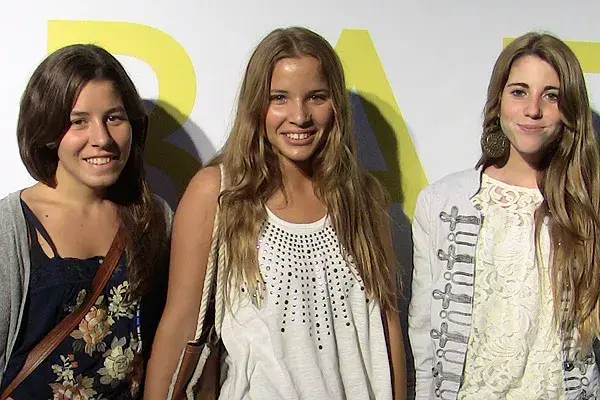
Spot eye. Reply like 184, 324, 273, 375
544, 92, 559, 102
269, 94, 286, 103
510, 88, 527, 97
69, 119, 87, 129
106, 114, 127, 125
308, 94, 328, 103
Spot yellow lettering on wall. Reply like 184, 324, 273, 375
335, 29, 427, 219
564, 41, 600, 73
48, 20, 199, 196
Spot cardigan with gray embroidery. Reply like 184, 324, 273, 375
409, 168, 599, 400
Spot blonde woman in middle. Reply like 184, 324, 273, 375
145, 26, 407, 399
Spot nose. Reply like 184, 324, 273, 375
290, 100, 312, 126
89, 119, 113, 147
524, 96, 543, 119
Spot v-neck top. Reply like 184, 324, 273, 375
0, 200, 143, 399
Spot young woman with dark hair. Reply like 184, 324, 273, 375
0, 44, 171, 399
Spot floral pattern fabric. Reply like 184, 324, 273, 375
50, 280, 142, 399
5, 257, 143, 400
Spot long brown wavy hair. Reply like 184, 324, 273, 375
17, 44, 169, 298
208, 27, 396, 310
478, 32, 600, 352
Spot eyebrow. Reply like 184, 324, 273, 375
70, 105, 127, 117
506, 82, 559, 91
269, 88, 330, 94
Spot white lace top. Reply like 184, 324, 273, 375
218, 208, 392, 400
458, 173, 565, 399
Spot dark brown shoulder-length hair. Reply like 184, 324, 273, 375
17, 43, 168, 298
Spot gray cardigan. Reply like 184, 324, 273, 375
0, 191, 173, 383
409, 168, 599, 400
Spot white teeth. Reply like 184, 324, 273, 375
85, 157, 111, 165
286, 133, 311, 140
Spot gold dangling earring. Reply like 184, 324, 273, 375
481, 117, 509, 159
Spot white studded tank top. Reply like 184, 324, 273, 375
218, 207, 392, 399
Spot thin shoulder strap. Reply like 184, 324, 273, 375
214, 167, 227, 336
21, 200, 59, 258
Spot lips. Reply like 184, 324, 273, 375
517, 123, 544, 133
278, 129, 318, 147
282, 130, 316, 140
83, 155, 117, 166
286, 132, 311, 140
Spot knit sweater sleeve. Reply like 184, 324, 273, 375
0, 192, 30, 383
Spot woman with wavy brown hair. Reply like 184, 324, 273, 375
0, 44, 172, 399
145, 26, 406, 399
409, 32, 600, 399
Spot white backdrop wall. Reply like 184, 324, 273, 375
2, 1, 600, 392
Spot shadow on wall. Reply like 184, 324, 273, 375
144, 93, 421, 392
593, 110, 600, 139
142, 99, 216, 210
350, 92, 416, 397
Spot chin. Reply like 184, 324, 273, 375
512, 138, 546, 153
280, 150, 316, 163
288, 156, 315, 165
84, 176, 121, 190
516, 146, 543, 155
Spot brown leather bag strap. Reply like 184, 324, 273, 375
0, 226, 127, 400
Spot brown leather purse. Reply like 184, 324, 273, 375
169, 280, 222, 400
0, 227, 126, 400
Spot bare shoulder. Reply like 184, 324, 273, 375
178, 166, 221, 208
20, 183, 53, 207
168, 167, 221, 292
173, 166, 222, 232
19, 183, 69, 221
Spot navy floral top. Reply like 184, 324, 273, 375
0, 200, 143, 399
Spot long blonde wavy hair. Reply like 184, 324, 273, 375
478, 32, 600, 352
207, 27, 396, 310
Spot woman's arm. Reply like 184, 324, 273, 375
143, 166, 221, 399
383, 304, 407, 399
409, 189, 434, 399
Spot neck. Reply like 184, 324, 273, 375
279, 158, 315, 196
53, 170, 108, 208
489, 146, 541, 188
